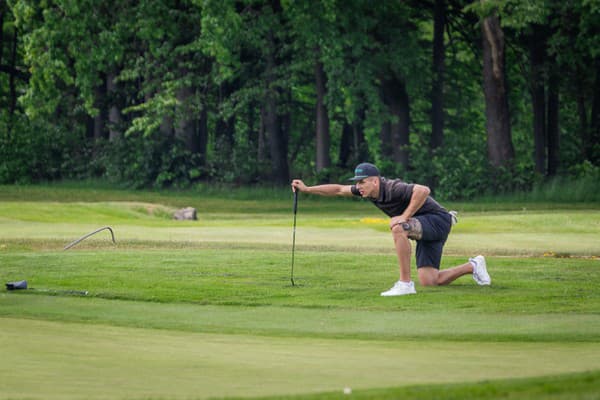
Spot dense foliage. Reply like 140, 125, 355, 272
0, 0, 598, 198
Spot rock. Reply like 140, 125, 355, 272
173, 207, 197, 220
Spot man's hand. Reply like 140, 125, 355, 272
291, 179, 308, 193
390, 215, 407, 231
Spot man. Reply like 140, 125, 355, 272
291, 162, 491, 296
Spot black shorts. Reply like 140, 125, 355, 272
414, 212, 452, 269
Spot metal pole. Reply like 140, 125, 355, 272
64, 226, 116, 250
291, 191, 298, 286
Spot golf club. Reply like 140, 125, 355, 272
290, 190, 298, 286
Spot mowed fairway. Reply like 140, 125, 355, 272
0, 185, 599, 399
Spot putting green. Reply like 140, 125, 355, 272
2, 317, 599, 399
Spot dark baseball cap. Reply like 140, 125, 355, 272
349, 162, 380, 181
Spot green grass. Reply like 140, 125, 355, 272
256, 371, 600, 399
2, 317, 599, 400
1, 251, 599, 314
1, 183, 599, 399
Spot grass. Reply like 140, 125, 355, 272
1, 183, 599, 399
1, 251, 599, 314
2, 317, 599, 400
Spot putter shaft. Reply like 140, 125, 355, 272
291, 191, 298, 286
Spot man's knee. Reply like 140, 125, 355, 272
418, 267, 439, 286
391, 225, 409, 242
419, 278, 438, 286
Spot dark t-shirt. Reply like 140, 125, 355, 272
351, 177, 446, 217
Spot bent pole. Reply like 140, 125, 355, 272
64, 226, 116, 250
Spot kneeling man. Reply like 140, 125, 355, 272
291, 162, 491, 296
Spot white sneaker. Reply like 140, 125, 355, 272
470, 255, 491, 285
380, 280, 416, 296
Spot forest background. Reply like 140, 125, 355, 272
0, 0, 598, 200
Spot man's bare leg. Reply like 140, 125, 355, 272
418, 262, 474, 286
391, 226, 412, 282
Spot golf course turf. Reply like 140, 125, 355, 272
0, 184, 599, 399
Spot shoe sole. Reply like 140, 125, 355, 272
380, 291, 417, 296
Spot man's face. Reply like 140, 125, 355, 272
355, 176, 379, 198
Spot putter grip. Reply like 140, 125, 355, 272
293, 191, 298, 214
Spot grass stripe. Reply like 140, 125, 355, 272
1, 317, 599, 400
1, 295, 599, 342
251, 370, 600, 400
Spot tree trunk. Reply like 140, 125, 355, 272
263, 9, 289, 185
175, 85, 200, 152
481, 13, 514, 168
160, 115, 174, 138
216, 115, 235, 152
589, 60, 600, 165
576, 81, 588, 162
529, 30, 546, 175
315, 60, 330, 172
339, 122, 352, 168
547, 62, 560, 176
172, 88, 208, 172
0, 4, 4, 70
340, 108, 368, 169
198, 105, 208, 167
107, 73, 122, 141
264, 62, 288, 183
93, 80, 107, 140
258, 107, 267, 165
381, 77, 410, 170
264, 95, 289, 184
8, 28, 18, 117
430, 0, 445, 151
380, 120, 393, 161
353, 107, 368, 163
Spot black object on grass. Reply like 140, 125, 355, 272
5, 280, 88, 296
5, 280, 28, 290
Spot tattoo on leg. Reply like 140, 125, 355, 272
402, 218, 422, 240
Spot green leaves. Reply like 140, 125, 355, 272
2, 0, 598, 193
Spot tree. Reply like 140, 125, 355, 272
527, 24, 547, 174
480, 7, 515, 169
431, 0, 446, 151
498, 0, 599, 175
4, 0, 598, 193
380, 74, 410, 169
314, 59, 330, 172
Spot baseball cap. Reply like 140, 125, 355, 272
349, 162, 380, 181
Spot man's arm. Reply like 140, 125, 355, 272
389, 184, 430, 228
291, 179, 353, 197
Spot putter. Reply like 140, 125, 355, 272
290, 190, 298, 286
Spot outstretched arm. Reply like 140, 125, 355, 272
291, 179, 353, 197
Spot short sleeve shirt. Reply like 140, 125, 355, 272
351, 177, 446, 217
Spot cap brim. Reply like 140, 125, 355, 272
348, 175, 369, 181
